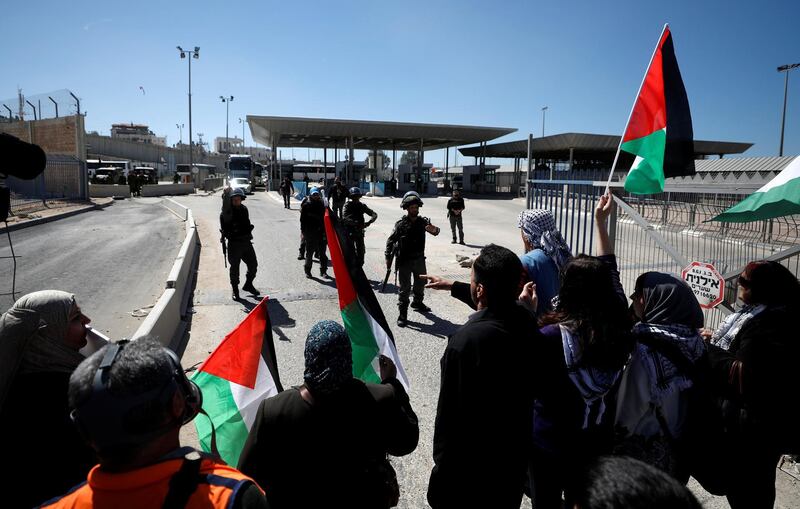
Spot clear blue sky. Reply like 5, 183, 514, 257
2, 0, 798, 166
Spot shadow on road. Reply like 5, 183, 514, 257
266, 298, 296, 342
403, 311, 459, 339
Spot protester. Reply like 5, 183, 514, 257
427, 244, 538, 509
385, 191, 440, 327
517, 209, 572, 313
446, 188, 465, 245
706, 261, 800, 508
220, 187, 259, 300
238, 320, 418, 509
41, 337, 266, 508
528, 193, 633, 509
0, 291, 96, 509
570, 456, 702, 509
279, 176, 292, 209
613, 270, 706, 482
342, 186, 378, 268
329, 175, 350, 218
300, 188, 329, 278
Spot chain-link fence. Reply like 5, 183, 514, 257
0, 89, 80, 123
6, 155, 87, 216
527, 179, 800, 329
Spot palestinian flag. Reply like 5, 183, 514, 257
324, 208, 409, 389
712, 156, 800, 222
192, 297, 282, 466
622, 24, 695, 194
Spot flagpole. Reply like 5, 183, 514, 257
605, 23, 670, 192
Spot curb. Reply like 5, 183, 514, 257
0, 200, 114, 234
132, 199, 199, 351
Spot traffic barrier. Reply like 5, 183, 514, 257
132, 201, 198, 349
141, 183, 194, 197
89, 184, 127, 198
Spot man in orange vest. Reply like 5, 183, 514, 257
40, 336, 266, 509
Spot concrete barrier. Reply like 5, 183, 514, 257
163, 198, 189, 221
89, 184, 128, 198
141, 183, 195, 197
203, 178, 225, 192
132, 201, 198, 349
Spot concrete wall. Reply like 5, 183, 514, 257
86, 134, 226, 173
141, 184, 194, 197
89, 184, 127, 197
0, 115, 86, 160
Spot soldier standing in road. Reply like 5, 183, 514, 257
385, 191, 440, 327
329, 176, 350, 218
127, 172, 138, 198
279, 176, 293, 209
220, 188, 259, 300
342, 187, 378, 269
300, 188, 329, 279
447, 188, 466, 244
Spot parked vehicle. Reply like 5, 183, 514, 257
229, 177, 253, 195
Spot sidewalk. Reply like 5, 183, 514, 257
1, 197, 115, 233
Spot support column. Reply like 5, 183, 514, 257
323, 147, 328, 185
417, 138, 424, 194
348, 136, 354, 184
445, 147, 449, 192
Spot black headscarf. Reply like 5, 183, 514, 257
635, 272, 703, 328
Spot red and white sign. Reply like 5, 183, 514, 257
681, 261, 725, 309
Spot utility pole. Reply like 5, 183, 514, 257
778, 63, 800, 156
177, 46, 200, 173
220, 96, 234, 153
541, 106, 548, 137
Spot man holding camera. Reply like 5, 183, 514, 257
385, 191, 440, 327
42, 337, 266, 508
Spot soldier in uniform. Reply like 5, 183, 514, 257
328, 176, 350, 218
446, 188, 466, 244
127, 172, 138, 198
279, 176, 293, 209
385, 191, 440, 327
341, 186, 377, 269
300, 188, 329, 279
220, 188, 259, 300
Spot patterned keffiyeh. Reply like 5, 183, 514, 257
710, 304, 766, 351
560, 325, 622, 429
517, 209, 572, 269
304, 320, 353, 396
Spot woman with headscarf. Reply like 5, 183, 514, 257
517, 209, 572, 313
527, 193, 633, 509
238, 320, 419, 509
0, 290, 96, 508
613, 272, 707, 483
706, 261, 800, 509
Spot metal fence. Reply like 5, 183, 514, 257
527, 179, 800, 329
5, 155, 87, 216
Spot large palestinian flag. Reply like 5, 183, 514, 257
192, 297, 283, 466
622, 24, 695, 195
324, 208, 409, 389
712, 156, 800, 222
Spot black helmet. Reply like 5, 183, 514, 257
231, 188, 246, 199
401, 191, 423, 209
349, 186, 363, 197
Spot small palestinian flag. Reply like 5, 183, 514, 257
193, 297, 282, 466
622, 24, 695, 194
324, 208, 409, 389
712, 156, 800, 222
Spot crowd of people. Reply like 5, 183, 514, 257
1, 188, 798, 508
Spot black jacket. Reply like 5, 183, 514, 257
329, 184, 350, 203
342, 201, 376, 231
385, 215, 428, 265
446, 197, 465, 217
428, 303, 538, 509
708, 306, 800, 452
300, 199, 327, 239
220, 205, 253, 241
239, 378, 418, 509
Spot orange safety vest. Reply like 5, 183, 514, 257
39, 454, 263, 509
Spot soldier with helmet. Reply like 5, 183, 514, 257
220, 187, 259, 300
342, 187, 378, 269
385, 191, 440, 327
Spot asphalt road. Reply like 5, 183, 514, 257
174, 189, 798, 509
0, 198, 185, 340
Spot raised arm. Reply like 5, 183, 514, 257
594, 191, 614, 256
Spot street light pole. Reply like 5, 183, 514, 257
176, 123, 184, 145
239, 117, 245, 152
220, 96, 234, 153
177, 46, 200, 174
541, 106, 548, 137
778, 63, 800, 157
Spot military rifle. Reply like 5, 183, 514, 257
220, 231, 227, 268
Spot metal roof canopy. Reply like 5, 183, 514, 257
458, 133, 753, 160
247, 115, 517, 151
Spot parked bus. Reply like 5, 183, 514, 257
227, 154, 254, 182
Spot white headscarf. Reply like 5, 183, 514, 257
0, 290, 85, 407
